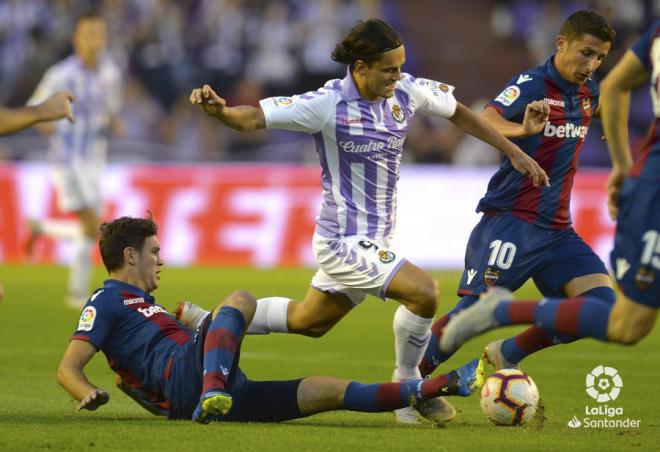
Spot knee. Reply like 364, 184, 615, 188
411, 277, 439, 314
221, 290, 257, 323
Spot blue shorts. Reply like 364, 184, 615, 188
610, 177, 660, 308
458, 213, 608, 297
166, 318, 304, 421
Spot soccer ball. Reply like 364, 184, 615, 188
480, 369, 539, 426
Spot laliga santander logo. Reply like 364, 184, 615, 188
585, 365, 623, 402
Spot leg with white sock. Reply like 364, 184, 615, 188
385, 262, 446, 424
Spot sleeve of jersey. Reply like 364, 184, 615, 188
259, 91, 334, 133
27, 66, 62, 106
406, 76, 457, 118
108, 65, 123, 115
71, 295, 114, 350
630, 25, 656, 73
487, 77, 535, 120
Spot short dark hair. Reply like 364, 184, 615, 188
331, 19, 403, 70
559, 10, 615, 43
76, 10, 103, 25
99, 214, 158, 273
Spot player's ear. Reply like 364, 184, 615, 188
124, 247, 136, 266
555, 35, 568, 53
354, 60, 369, 77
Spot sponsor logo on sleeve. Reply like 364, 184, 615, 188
78, 306, 97, 332
516, 74, 533, 84
271, 97, 294, 108
494, 86, 520, 106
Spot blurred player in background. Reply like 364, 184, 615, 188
419, 10, 618, 375
0, 90, 75, 303
26, 12, 123, 308
188, 19, 547, 425
56, 214, 484, 423
439, 19, 660, 353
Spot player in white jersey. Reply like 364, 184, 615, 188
189, 19, 548, 424
0, 90, 76, 303
27, 12, 122, 308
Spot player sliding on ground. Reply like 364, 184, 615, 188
189, 18, 546, 425
440, 20, 660, 355
56, 214, 484, 423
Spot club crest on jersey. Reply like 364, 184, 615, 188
271, 97, 294, 108
495, 86, 520, 106
378, 250, 396, 264
78, 306, 97, 331
635, 266, 655, 290
581, 97, 591, 112
484, 268, 500, 286
391, 104, 405, 123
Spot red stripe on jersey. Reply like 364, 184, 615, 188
630, 119, 659, 177
71, 335, 93, 343
551, 84, 593, 228
127, 302, 192, 345
512, 78, 565, 223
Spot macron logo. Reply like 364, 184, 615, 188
616, 258, 630, 280
466, 269, 477, 285
517, 74, 533, 84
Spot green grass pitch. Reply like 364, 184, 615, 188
0, 265, 658, 451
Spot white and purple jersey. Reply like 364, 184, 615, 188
260, 71, 457, 243
28, 55, 121, 166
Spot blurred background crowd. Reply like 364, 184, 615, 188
0, 0, 657, 165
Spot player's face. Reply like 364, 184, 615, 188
73, 18, 108, 64
135, 236, 163, 293
555, 33, 611, 85
358, 45, 405, 100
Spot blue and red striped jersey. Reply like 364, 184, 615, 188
630, 20, 660, 181
477, 56, 598, 229
71, 279, 192, 415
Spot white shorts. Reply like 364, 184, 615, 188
311, 233, 407, 306
51, 163, 102, 213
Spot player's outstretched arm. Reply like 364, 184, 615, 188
0, 91, 75, 136
189, 84, 266, 132
449, 102, 549, 187
57, 339, 109, 411
600, 50, 649, 220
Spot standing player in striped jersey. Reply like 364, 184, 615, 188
27, 12, 123, 309
57, 214, 485, 423
438, 20, 660, 354
420, 10, 617, 377
189, 19, 547, 424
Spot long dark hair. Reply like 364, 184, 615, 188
331, 19, 403, 71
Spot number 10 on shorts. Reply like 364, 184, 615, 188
488, 240, 517, 270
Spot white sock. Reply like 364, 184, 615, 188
392, 305, 432, 380
41, 219, 82, 240
68, 238, 95, 299
246, 297, 290, 334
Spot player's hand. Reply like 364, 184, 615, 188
77, 389, 109, 411
190, 84, 227, 117
605, 167, 628, 220
39, 91, 75, 123
508, 145, 550, 187
522, 100, 550, 136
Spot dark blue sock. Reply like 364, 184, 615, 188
420, 296, 478, 377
